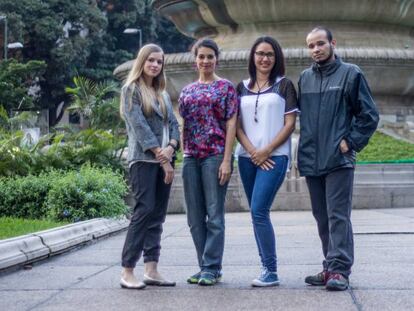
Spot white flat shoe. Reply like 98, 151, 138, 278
143, 274, 176, 286
120, 277, 146, 289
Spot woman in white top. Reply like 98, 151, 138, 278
236, 36, 298, 287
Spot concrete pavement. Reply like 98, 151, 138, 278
1, 208, 413, 311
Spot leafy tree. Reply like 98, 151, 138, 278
65, 75, 123, 132
0, 59, 46, 115
1, 0, 192, 126
92, 0, 193, 65
0, 0, 107, 125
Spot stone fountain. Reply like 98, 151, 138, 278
115, 0, 414, 211
114, 0, 414, 119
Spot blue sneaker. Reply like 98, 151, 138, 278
251, 267, 280, 287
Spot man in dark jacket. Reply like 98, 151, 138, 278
298, 26, 379, 291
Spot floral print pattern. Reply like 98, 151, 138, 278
179, 79, 238, 159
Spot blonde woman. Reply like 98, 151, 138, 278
120, 44, 180, 289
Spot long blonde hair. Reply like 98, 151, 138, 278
120, 44, 167, 120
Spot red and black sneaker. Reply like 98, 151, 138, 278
326, 273, 349, 291
304, 270, 330, 286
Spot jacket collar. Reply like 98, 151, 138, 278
151, 98, 164, 118
311, 55, 342, 76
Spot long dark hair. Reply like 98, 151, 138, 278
248, 36, 285, 89
192, 37, 219, 58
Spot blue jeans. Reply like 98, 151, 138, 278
238, 155, 288, 272
182, 154, 232, 274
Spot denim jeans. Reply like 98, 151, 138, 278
182, 154, 232, 274
305, 168, 354, 278
238, 155, 288, 272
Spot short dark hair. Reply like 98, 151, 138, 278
192, 38, 219, 58
310, 26, 333, 42
248, 36, 285, 89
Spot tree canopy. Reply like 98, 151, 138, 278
0, 59, 46, 114
0, 0, 193, 125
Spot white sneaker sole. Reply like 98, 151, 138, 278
251, 279, 280, 287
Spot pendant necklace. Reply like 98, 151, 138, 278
254, 80, 268, 123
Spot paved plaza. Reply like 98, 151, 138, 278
0, 208, 413, 311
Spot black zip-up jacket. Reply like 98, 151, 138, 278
297, 56, 379, 176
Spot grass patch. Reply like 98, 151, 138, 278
357, 132, 414, 163
0, 217, 69, 240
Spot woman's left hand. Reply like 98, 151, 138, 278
259, 158, 275, 171
251, 148, 271, 166
218, 160, 232, 186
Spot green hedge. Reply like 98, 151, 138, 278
0, 128, 126, 178
0, 165, 128, 222
0, 173, 51, 219
46, 166, 128, 222
357, 132, 414, 162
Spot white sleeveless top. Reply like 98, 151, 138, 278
235, 77, 299, 163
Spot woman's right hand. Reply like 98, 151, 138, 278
156, 146, 174, 164
161, 162, 174, 184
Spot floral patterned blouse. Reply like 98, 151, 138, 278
179, 79, 238, 159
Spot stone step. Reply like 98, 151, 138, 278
155, 164, 414, 213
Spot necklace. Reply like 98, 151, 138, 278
254, 80, 268, 123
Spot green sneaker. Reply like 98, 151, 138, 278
187, 271, 202, 284
198, 271, 222, 286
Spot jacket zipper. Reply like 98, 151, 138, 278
315, 66, 323, 175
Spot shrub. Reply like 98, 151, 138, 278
46, 165, 128, 222
0, 128, 126, 178
0, 166, 129, 222
357, 132, 414, 162
0, 173, 51, 219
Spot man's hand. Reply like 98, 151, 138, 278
340, 139, 349, 153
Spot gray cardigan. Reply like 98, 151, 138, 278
122, 84, 180, 163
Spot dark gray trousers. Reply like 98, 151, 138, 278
121, 162, 172, 268
305, 168, 354, 278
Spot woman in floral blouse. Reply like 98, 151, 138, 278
179, 38, 238, 286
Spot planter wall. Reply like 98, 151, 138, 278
162, 163, 414, 213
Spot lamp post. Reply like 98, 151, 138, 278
123, 28, 142, 51
1, 15, 23, 60
0, 15, 7, 60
